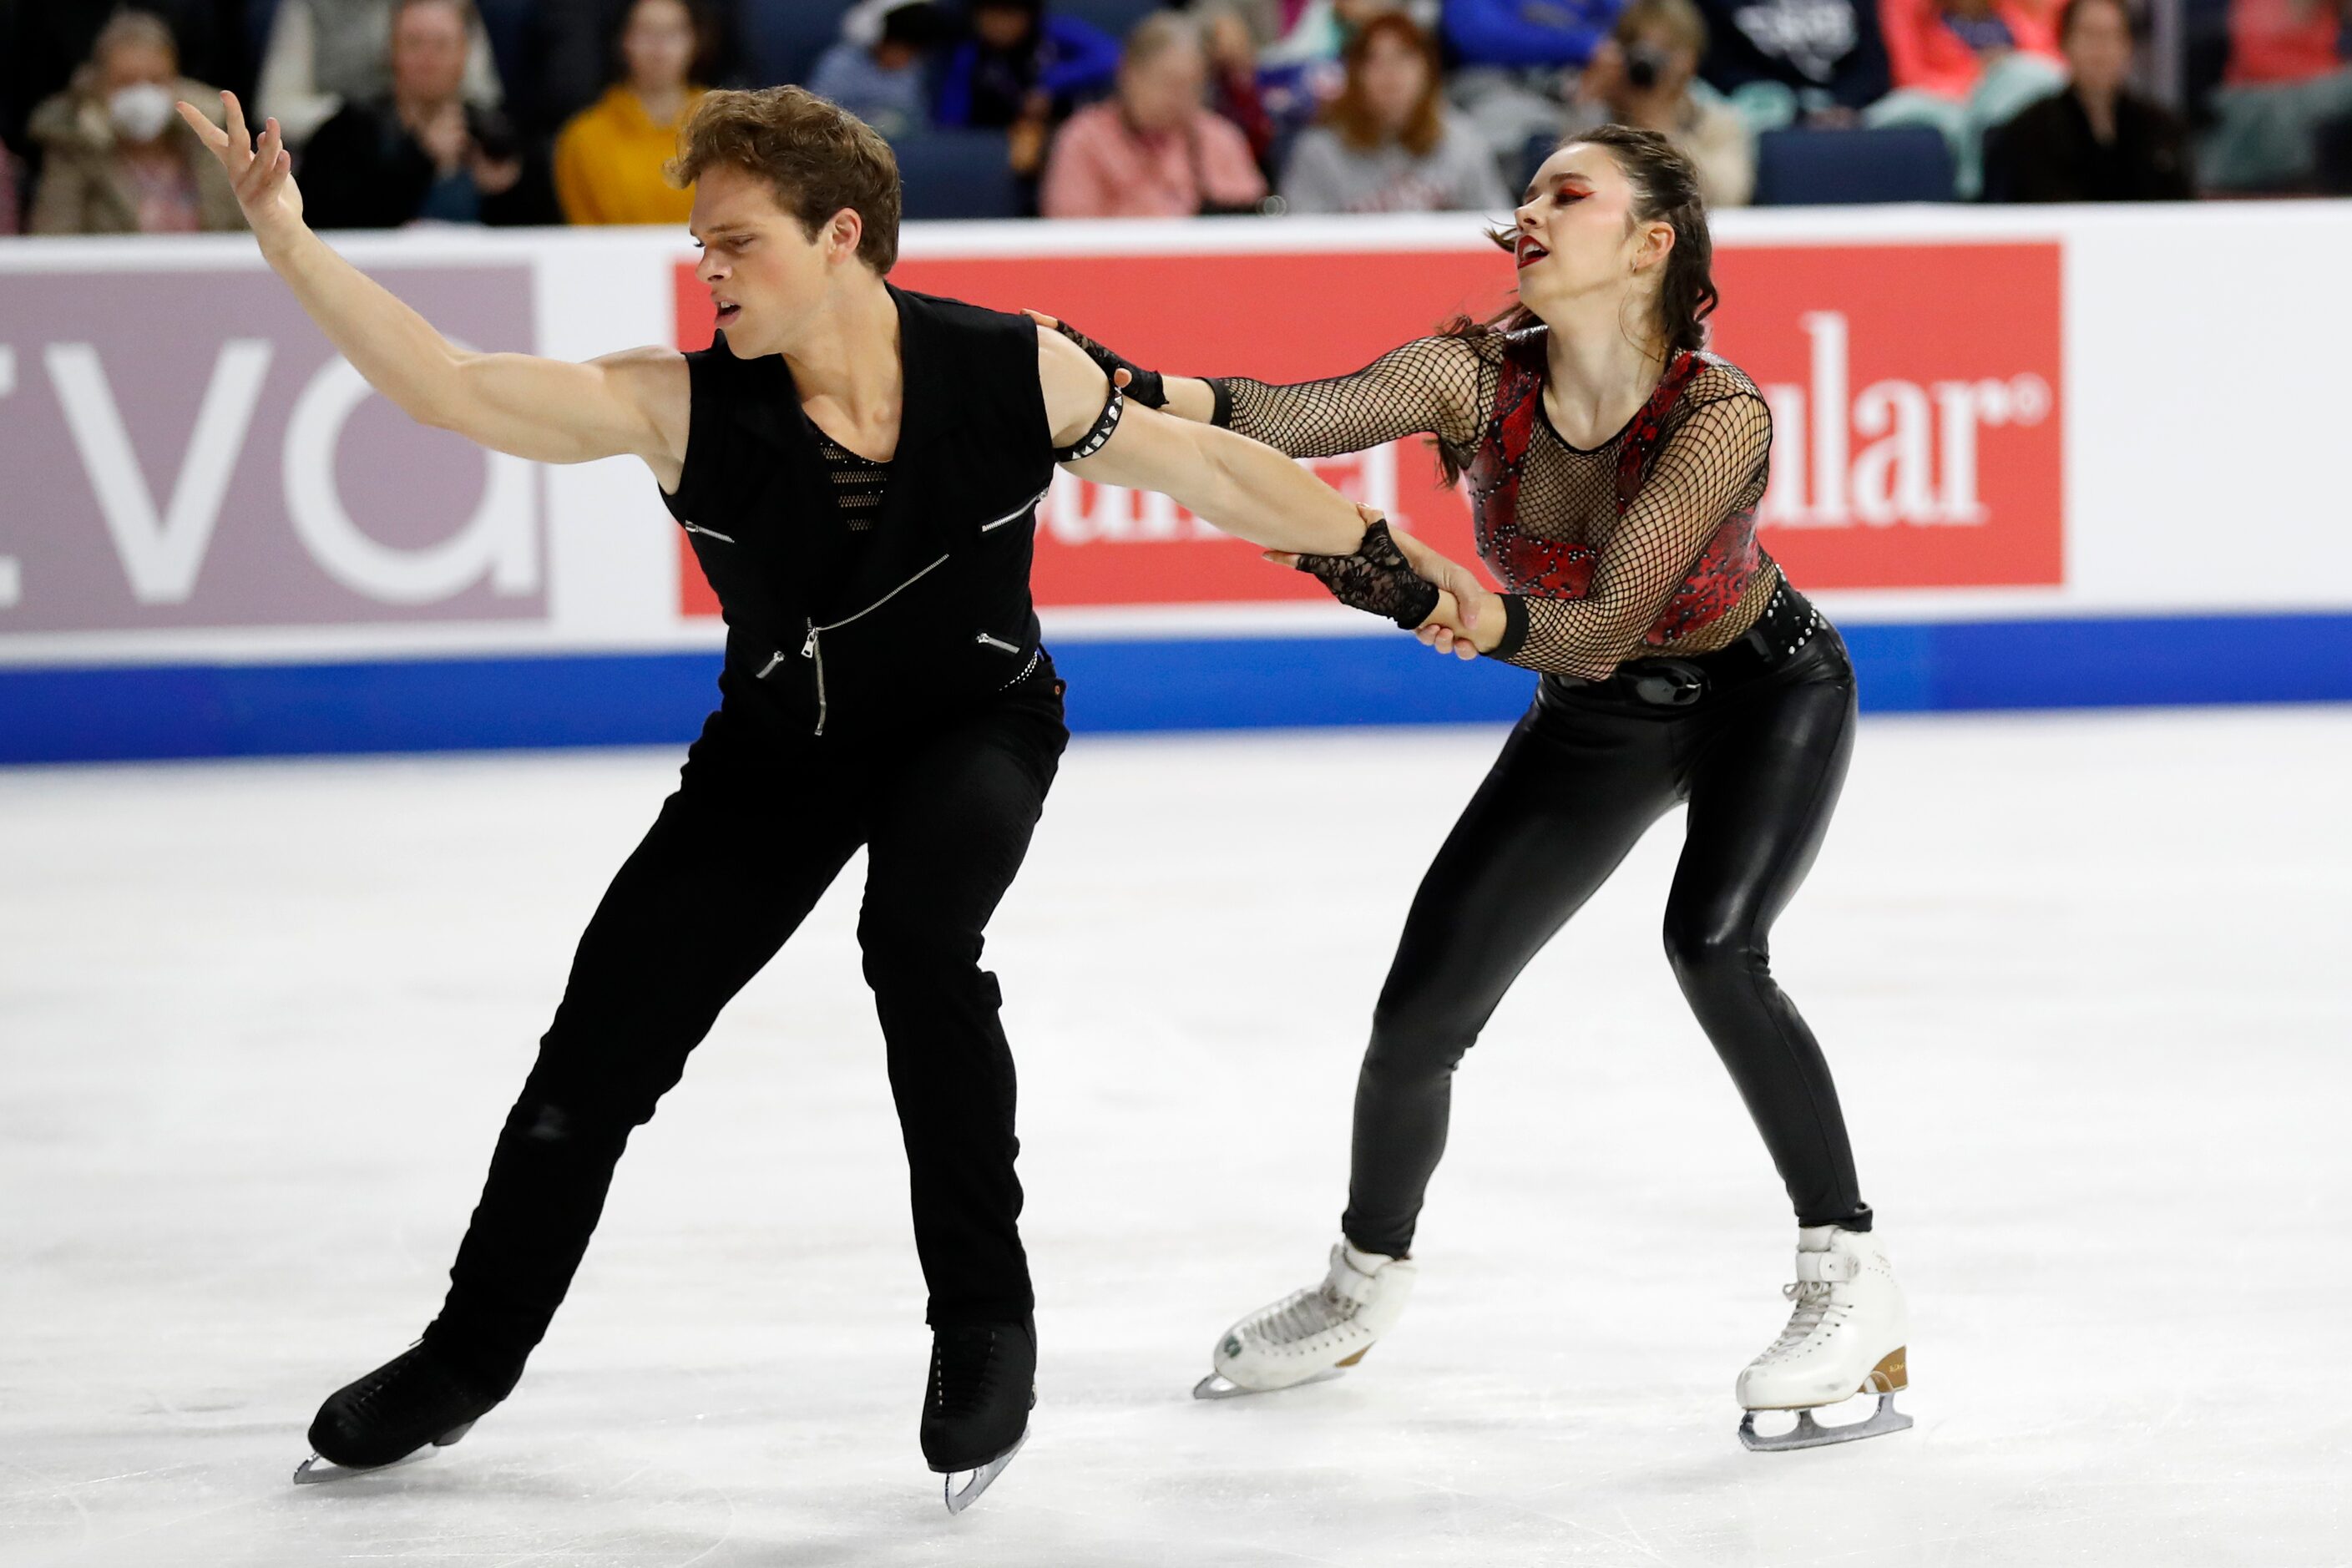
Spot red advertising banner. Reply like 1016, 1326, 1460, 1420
1710, 243, 2063, 589
672, 239, 2061, 617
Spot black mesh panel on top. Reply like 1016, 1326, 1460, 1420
813, 429, 890, 534
1213, 333, 1782, 680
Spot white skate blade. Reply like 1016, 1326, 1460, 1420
291, 1419, 478, 1484
1191, 1366, 1346, 1401
1738, 1393, 1912, 1452
293, 1448, 427, 1485
942, 1429, 1027, 1515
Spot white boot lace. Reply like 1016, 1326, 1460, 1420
1252, 1283, 1355, 1347
1758, 1280, 1840, 1363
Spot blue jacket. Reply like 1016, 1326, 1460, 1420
935, 15, 1121, 129
1443, 0, 1623, 68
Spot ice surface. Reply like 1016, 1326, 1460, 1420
3, 708, 2348, 1566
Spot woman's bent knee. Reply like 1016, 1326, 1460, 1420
1662, 912, 1761, 994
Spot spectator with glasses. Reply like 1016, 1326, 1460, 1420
297, 0, 554, 229
257, 0, 504, 147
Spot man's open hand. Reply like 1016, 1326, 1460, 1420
177, 90, 305, 245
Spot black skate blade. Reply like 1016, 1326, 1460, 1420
1192, 1366, 1346, 1401
293, 1419, 478, 1485
1738, 1393, 1912, 1453
941, 1429, 1027, 1515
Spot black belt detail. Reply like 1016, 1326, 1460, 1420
1555, 584, 1828, 709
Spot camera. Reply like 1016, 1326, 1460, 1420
1624, 43, 1675, 90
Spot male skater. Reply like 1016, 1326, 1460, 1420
179, 83, 1449, 1510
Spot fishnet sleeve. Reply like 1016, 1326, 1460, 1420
1213, 336, 1490, 460
1490, 387, 1773, 680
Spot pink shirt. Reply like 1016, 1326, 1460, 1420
2225, 0, 2349, 86
1039, 103, 1269, 219
123, 150, 202, 234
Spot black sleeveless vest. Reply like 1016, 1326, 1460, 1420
660, 286, 1057, 740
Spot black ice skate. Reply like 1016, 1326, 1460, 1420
295, 1343, 508, 1483
921, 1318, 1035, 1514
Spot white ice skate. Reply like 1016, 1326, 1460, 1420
1736, 1225, 1911, 1451
1193, 1241, 1418, 1399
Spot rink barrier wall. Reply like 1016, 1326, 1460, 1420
4, 207, 2351, 761
7, 609, 2352, 763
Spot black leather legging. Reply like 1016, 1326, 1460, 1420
1341, 631, 1870, 1257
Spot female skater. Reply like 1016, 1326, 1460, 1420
1049, 125, 1909, 1450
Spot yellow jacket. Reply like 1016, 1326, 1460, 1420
554, 85, 705, 226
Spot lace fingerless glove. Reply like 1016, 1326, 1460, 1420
1291, 520, 1441, 630
1049, 319, 1167, 408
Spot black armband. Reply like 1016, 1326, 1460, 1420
1207, 377, 1235, 429
1052, 386, 1125, 463
1490, 595, 1530, 662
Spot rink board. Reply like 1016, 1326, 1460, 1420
3, 205, 2349, 761
11, 612, 2352, 761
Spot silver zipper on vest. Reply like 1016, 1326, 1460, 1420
974, 631, 1022, 655
979, 486, 1050, 533
680, 519, 736, 544
997, 648, 1043, 690
779, 551, 954, 735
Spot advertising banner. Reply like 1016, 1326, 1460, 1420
0, 264, 541, 635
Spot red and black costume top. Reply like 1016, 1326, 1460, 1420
1210, 326, 1779, 680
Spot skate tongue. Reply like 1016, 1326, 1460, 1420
1793, 1249, 1857, 1284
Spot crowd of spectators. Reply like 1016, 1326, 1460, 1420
2, 0, 2346, 236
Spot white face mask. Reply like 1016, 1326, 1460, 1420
109, 82, 176, 144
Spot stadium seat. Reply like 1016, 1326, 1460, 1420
893, 130, 1023, 220
738, 0, 859, 89
1753, 127, 1957, 205
1052, 0, 1162, 41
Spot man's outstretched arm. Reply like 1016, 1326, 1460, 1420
1037, 326, 1361, 556
178, 92, 687, 483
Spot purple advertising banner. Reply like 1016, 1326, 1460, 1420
0, 263, 541, 634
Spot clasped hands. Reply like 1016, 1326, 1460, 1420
1269, 505, 1503, 661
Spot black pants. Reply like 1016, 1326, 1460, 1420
421, 676, 1069, 1391
1341, 631, 1869, 1257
